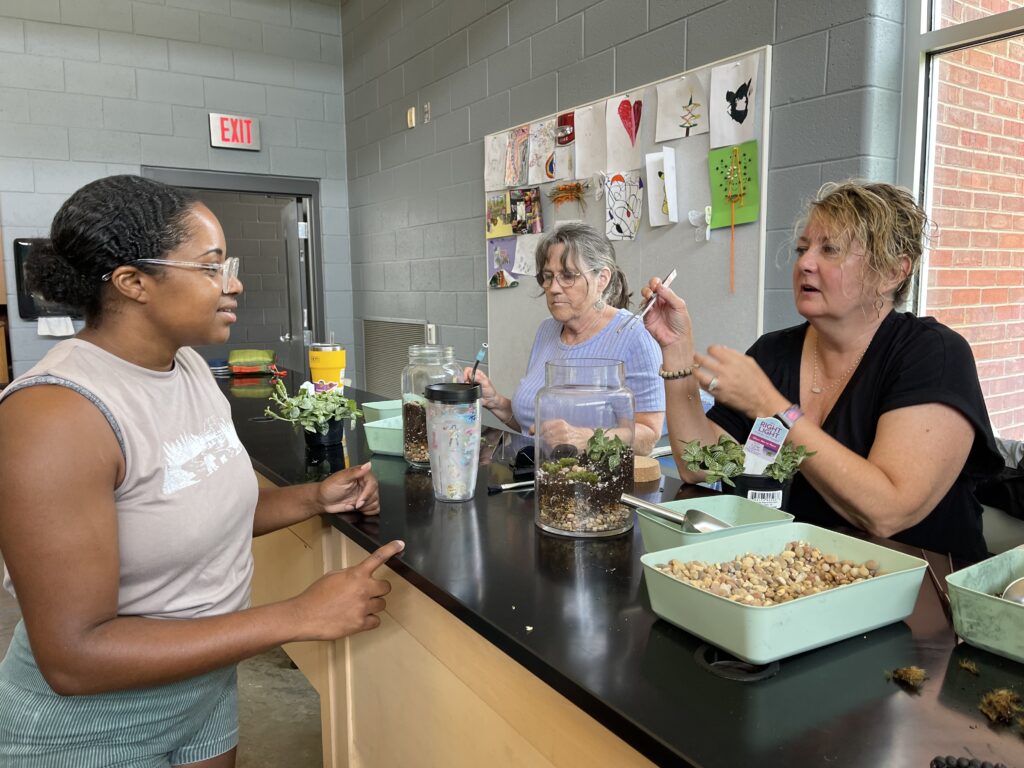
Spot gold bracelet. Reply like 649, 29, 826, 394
658, 363, 699, 380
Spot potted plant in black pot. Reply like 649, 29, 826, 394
680, 434, 814, 510
265, 378, 361, 452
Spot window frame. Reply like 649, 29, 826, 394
897, 1, 1024, 312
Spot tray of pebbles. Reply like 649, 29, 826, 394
641, 522, 927, 664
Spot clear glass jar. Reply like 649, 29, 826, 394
534, 358, 635, 537
402, 344, 460, 468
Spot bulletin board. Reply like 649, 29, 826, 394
484, 46, 771, 400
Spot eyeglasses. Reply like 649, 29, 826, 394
101, 257, 240, 293
537, 268, 595, 289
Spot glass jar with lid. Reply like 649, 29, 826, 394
401, 344, 460, 467
534, 358, 635, 537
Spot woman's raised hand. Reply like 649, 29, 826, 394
463, 366, 502, 410
293, 539, 405, 640
641, 277, 693, 350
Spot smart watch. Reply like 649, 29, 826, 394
775, 404, 804, 429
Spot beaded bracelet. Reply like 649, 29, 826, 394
658, 364, 699, 380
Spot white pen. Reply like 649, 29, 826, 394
617, 268, 677, 333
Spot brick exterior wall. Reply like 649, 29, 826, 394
925, 1, 1024, 439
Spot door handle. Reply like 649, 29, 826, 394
280, 332, 292, 342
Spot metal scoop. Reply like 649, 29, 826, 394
620, 494, 732, 533
1000, 576, 1024, 605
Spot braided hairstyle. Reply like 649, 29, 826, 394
26, 175, 198, 322
533, 222, 632, 309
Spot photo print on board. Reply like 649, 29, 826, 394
510, 187, 543, 235
709, 53, 758, 148
485, 192, 513, 239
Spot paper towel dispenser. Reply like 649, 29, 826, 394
13, 238, 84, 320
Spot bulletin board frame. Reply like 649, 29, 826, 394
483, 45, 772, 401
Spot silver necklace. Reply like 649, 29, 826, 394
811, 335, 867, 395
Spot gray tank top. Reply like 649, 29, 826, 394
1, 339, 258, 619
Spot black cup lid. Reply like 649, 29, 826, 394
425, 382, 481, 403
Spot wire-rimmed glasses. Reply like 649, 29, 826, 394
536, 268, 596, 289
101, 257, 240, 293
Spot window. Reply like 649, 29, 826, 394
901, 2, 1024, 439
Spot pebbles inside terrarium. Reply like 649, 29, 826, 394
533, 359, 636, 538
401, 344, 460, 468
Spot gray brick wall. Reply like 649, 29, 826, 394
339, 0, 906, 375
0, 0, 351, 379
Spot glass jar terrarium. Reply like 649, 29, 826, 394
401, 344, 460, 468
534, 358, 635, 537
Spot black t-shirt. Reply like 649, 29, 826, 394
708, 312, 1003, 562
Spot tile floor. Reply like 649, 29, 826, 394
0, 553, 322, 767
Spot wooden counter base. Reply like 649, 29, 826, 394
251, 474, 655, 768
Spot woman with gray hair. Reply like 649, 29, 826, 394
464, 222, 665, 455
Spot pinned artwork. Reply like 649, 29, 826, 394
484, 133, 508, 191
573, 104, 606, 180
504, 126, 529, 186
512, 233, 543, 276
605, 172, 644, 241
488, 236, 516, 279
489, 269, 519, 289
485, 192, 513, 239
709, 140, 760, 293
547, 181, 589, 211
709, 54, 758, 148
655, 74, 708, 142
556, 111, 575, 145
645, 148, 678, 227
509, 187, 543, 235
606, 93, 644, 172
528, 119, 556, 185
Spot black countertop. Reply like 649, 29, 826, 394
228, 377, 1024, 768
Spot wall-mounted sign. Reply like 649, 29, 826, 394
209, 112, 260, 151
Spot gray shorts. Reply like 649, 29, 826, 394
0, 621, 238, 767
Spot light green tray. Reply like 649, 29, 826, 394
946, 547, 1024, 664
641, 522, 927, 664
637, 495, 794, 552
362, 400, 402, 422
364, 415, 403, 456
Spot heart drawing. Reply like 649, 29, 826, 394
617, 98, 642, 146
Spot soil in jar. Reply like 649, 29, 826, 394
537, 446, 634, 534
403, 400, 429, 463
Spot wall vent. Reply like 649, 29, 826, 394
362, 319, 426, 399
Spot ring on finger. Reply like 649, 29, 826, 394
707, 376, 719, 392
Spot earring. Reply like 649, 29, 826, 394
594, 297, 606, 311
873, 295, 884, 318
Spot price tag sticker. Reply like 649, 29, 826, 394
743, 417, 789, 475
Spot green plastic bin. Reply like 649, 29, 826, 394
641, 522, 927, 664
362, 400, 403, 423
636, 495, 794, 552
946, 546, 1024, 664
364, 415, 403, 456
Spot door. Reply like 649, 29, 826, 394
189, 190, 307, 372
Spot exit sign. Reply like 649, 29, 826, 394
209, 112, 260, 151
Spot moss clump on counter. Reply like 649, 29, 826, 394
886, 665, 928, 692
978, 688, 1022, 724
957, 659, 980, 676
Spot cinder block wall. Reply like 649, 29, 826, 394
341, 0, 906, 374
0, 0, 351, 378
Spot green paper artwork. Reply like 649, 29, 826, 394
708, 140, 760, 230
